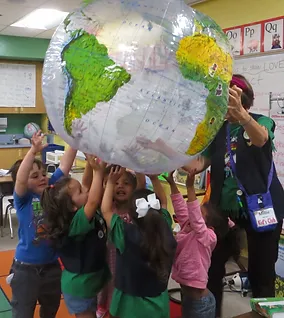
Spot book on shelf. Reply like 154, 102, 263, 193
250, 297, 284, 317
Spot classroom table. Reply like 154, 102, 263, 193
0, 176, 13, 237
234, 311, 260, 318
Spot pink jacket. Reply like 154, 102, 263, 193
171, 193, 217, 289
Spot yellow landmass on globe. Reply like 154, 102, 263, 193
176, 33, 233, 155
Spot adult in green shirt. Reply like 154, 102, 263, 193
40, 157, 110, 318
184, 74, 284, 318
101, 166, 177, 318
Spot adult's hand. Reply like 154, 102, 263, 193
226, 86, 250, 124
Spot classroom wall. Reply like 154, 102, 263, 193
193, 0, 284, 28
0, 114, 42, 134
0, 35, 49, 60
1, 1, 283, 60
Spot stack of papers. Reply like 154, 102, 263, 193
0, 169, 9, 176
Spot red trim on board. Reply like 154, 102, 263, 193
261, 20, 265, 52
223, 15, 284, 56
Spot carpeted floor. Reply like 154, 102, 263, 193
0, 250, 181, 318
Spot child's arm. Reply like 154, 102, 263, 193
136, 172, 146, 190
162, 171, 179, 195
186, 172, 197, 203
148, 175, 167, 209
58, 147, 77, 176
137, 137, 180, 161
101, 166, 125, 228
15, 131, 48, 197
186, 174, 216, 245
84, 158, 106, 220
82, 160, 93, 191
163, 171, 188, 227
183, 155, 211, 176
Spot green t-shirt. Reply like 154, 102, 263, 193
203, 116, 275, 218
109, 209, 172, 318
61, 207, 111, 298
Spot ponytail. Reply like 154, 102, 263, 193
37, 177, 74, 245
129, 189, 174, 283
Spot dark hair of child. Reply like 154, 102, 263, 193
202, 202, 229, 240
9, 159, 45, 183
38, 176, 75, 246
128, 188, 174, 283
203, 202, 240, 260
104, 165, 137, 188
231, 74, 254, 110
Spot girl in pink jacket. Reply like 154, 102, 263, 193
165, 171, 230, 318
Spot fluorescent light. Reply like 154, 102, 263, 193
11, 9, 69, 30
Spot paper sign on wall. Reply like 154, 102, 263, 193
225, 28, 242, 56
270, 95, 284, 120
0, 63, 36, 107
243, 23, 262, 54
263, 19, 284, 52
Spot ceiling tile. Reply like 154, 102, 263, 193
40, 0, 83, 12
35, 28, 56, 39
0, 0, 47, 7
0, 4, 35, 25
0, 25, 43, 37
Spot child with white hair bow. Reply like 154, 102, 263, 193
101, 166, 177, 318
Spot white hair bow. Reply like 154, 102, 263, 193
135, 193, 161, 218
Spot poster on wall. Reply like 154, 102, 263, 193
243, 23, 262, 54
224, 16, 284, 56
263, 18, 284, 52
270, 94, 284, 120
224, 27, 242, 56
275, 236, 284, 297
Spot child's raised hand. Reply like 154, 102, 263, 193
108, 166, 125, 184
85, 154, 104, 171
186, 170, 196, 188
31, 131, 48, 153
136, 137, 165, 152
162, 171, 175, 184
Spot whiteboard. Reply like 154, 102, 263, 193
234, 53, 284, 185
0, 63, 36, 107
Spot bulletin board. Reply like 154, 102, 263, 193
0, 63, 36, 107
224, 16, 284, 56
0, 60, 45, 114
223, 16, 284, 186
234, 53, 284, 186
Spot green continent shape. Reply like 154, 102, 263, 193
180, 62, 227, 140
62, 30, 131, 134
176, 34, 233, 155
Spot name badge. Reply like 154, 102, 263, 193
254, 208, 277, 228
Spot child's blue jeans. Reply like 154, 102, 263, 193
181, 289, 216, 318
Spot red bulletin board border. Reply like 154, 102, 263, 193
223, 15, 284, 56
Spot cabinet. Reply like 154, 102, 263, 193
0, 60, 46, 114
0, 148, 30, 169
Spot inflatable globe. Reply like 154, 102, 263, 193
24, 122, 40, 139
42, 0, 233, 174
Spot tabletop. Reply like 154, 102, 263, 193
0, 176, 13, 183
234, 311, 260, 318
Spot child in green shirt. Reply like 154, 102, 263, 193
101, 166, 177, 318
39, 156, 110, 318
